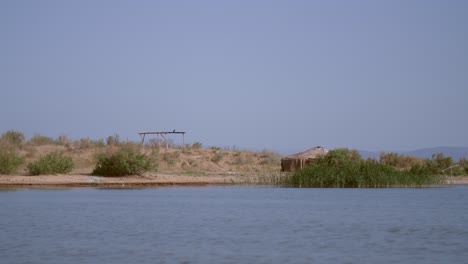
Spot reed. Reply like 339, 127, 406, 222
282, 149, 442, 188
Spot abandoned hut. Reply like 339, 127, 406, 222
281, 146, 328, 172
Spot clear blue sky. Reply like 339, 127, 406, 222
1, 0, 467, 153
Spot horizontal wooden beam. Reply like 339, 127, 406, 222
138, 131, 186, 135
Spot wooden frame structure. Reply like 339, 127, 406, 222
138, 131, 186, 148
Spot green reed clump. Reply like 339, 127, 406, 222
0, 150, 24, 174
283, 149, 442, 188
27, 152, 74, 175
93, 150, 151, 176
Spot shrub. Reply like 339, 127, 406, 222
27, 152, 74, 175
147, 138, 161, 148
426, 153, 454, 173
29, 133, 55, 146
192, 142, 203, 149
260, 150, 281, 165
106, 134, 120, 146
119, 142, 141, 153
76, 138, 105, 149
211, 152, 224, 163
1, 130, 25, 147
0, 150, 24, 174
93, 151, 151, 176
56, 134, 71, 145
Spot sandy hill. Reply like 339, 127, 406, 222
11, 142, 282, 177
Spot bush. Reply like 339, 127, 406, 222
260, 150, 281, 165
1, 130, 25, 147
211, 152, 224, 163
56, 134, 71, 145
192, 142, 203, 149
93, 151, 151, 176
106, 134, 120, 146
76, 138, 105, 149
426, 153, 454, 174
0, 150, 24, 174
29, 133, 55, 146
27, 152, 74, 175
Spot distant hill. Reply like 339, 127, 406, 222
359, 147, 468, 162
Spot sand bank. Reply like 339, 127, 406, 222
0, 174, 240, 189
1, 174, 467, 189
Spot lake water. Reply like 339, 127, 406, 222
1, 186, 468, 264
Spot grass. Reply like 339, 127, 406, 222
282, 149, 443, 188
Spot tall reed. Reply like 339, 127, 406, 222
282, 149, 442, 188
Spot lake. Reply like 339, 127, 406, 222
1, 186, 467, 264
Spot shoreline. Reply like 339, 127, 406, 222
1, 174, 467, 189
0, 174, 236, 189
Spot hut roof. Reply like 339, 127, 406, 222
283, 146, 328, 160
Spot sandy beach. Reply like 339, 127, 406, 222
0, 173, 244, 188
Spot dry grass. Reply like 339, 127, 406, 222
5, 141, 281, 177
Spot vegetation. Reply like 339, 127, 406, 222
380, 152, 424, 170
192, 142, 203, 149
460, 158, 468, 175
93, 150, 152, 176
27, 152, 74, 175
284, 149, 443, 188
0, 150, 24, 174
28, 133, 55, 146
260, 150, 281, 165
211, 152, 224, 163
56, 134, 71, 146
0, 130, 466, 187
106, 134, 120, 146
1, 130, 25, 147
76, 138, 105, 149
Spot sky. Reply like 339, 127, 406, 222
1, 0, 467, 153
